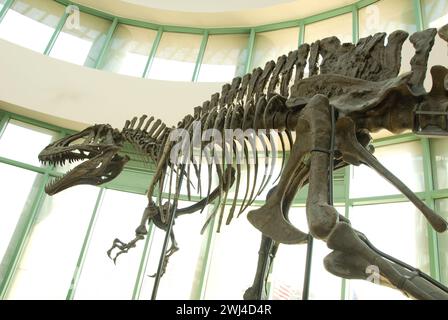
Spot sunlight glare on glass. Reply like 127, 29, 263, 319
0, 10, 55, 53
50, 32, 93, 65
0, 121, 55, 166
429, 13, 448, 28
197, 64, 236, 82
115, 51, 147, 76
149, 57, 195, 81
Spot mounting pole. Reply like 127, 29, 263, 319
151, 164, 185, 300
302, 105, 336, 300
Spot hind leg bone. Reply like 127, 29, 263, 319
247, 94, 334, 244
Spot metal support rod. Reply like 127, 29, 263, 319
302, 105, 336, 300
302, 235, 314, 299
191, 202, 218, 299
362, 235, 448, 293
151, 165, 185, 300
421, 137, 441, 280
132, 221, 155, 300
341, 165, 351, 300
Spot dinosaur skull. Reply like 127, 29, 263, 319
39, 124, 129, 195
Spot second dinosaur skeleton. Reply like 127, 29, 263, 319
39, 24, 448, 299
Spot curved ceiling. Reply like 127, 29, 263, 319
75, 0, 357, 28
122, 0, 296, 13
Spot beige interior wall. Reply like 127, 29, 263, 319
0, 39, 223, 131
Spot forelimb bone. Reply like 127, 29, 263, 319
336, 117, 448, 233
319, 117, 448, 299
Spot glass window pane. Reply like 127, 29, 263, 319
309, 207, 345, 300
422, 0, 448, 28
304, 13, 353, 44
203, 206, 262, 299
422, 0, 448, 82
148, 32, 202, 81
359, 0, 416, 74
138, 200, 208, 300
268, 207, 307, 300
50, 11, 111, 67
435, 199, 448, 285
74, 189, 147, 299
5, 186, 100, 299
0, 0, 65, 53
431, 138, 448, 190
425, 36, 447, 90
0, 164, 40, 266
269, 207, 343, 300
102, 24, 157, 77
0, 119, 57, 166
350, 141, 424, 198
0, 0, 6, 11
197, 33, 248, 82
251, 27, 299, 69
359, 0, 417, 36
347, 202, 429, 300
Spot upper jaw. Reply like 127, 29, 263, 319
42, 147, 126, 195
38, 145, 103, 166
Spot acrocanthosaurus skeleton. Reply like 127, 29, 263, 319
39, 24, 448, 299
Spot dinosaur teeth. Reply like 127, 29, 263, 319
41, 152, 91, 167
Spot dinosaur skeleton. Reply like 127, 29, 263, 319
39, 24, 448, 300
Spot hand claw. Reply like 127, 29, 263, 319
106, 237, 137, 263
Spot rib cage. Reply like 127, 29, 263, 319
120, 27, 439, 232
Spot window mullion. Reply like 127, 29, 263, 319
0, 0, 13, 25
190, 202, 218, 299
95, 17, 118, 69
142, 26, 163, 78
244, 28, 256, 74
0, 171, 51, 298
0, 113, 9, 140
131, 221, 155, 300
66, 187, 105, 300
421, 137, 441, 281
43, 11, 70, 56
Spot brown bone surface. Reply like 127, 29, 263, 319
39, 24, 448, 300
